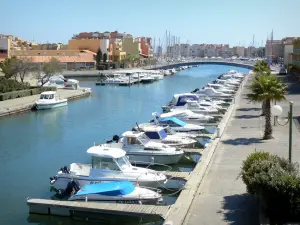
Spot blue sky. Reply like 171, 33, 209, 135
2, 0, 299, 47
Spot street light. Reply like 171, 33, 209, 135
271, 102, 293, 162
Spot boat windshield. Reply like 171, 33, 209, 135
40, 94, 54, 99
115, 156, 131, 170
92, 156, 120, 171
138, 134, 150, 145
164, 126, 176, 135
158, 129, 168, 139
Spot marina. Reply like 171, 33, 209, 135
0, 64, 250, 225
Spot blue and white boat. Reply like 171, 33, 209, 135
138, 114, 205, 133
35, 91, 67, 110
136, 125, 197, 148
68, 181, 162, 204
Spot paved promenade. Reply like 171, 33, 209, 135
183, 74, 300, 225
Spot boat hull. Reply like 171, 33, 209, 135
126, 152, 184, 165
51, 176, 165, 190
36, 101, 67, 110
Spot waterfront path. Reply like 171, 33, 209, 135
182, 74, 300, 225
0, 88, 91, 116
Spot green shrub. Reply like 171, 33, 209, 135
0, 77, 30, 93
241, 152, 300, 223
0, 89, 32, 101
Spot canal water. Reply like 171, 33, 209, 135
0, 64, 249, 225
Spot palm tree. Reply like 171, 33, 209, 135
253, 60, 271, 116
253, 60, 270, 75
247, 74, 287, 139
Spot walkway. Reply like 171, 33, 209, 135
183, 74, 300, 225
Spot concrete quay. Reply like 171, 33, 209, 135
168, 73, 300, 225
0, 88, 91, 117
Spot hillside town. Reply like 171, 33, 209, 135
0, 31, 299, 75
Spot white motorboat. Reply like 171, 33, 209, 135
195, 87, 233, 98
140, 113, 206, 133
160, 109, 214, 124
213, 79, 239, 88
35, 91, 67, 110
215, 78, 241, 86
100, 73, 138, 85
164, 70, 171, 76
169, 68, 177, 74
68, 181, 162, 205
49, 146, 167, 190
162, 93, 224, 113
172, 101, 221, 114
206, 83, 236, 94
137, 126, 197, 148
100, 132, 184, 165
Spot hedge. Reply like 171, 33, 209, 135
0, 86, 57, 101
241, 152, 300, 223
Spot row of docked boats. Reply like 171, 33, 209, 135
48, 69, 247, 205
95, 65, 195, 86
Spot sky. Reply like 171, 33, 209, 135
2, 0, 300, 47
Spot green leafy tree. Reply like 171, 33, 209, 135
253, 60, 270, 75
95, 48, 102, 65
0, 56, 19, 79
15, 58, 37, 83
247, 74, 286, 139
103, 53, 108, 63
36, 58, 62, 86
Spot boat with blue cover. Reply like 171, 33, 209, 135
68, 181, 162, 204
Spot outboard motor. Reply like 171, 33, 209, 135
191, 88, 199, 93
112, 135, 120, 143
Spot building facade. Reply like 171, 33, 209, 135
180, 44, 190, 57
0, 35, 11, 61
291, 38, 300, 69
233, 46, 245, 57
282, 37, 294, 66
265, 40, 284, 62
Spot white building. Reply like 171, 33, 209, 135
190, 44, 201, 57
282, 37, 294, 66
0, 35, 10, 61
180, 44, 190, 57
233, 46, 245, 57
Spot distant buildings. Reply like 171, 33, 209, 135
265, 40, 284, 62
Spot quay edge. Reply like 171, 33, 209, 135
0, 89, 91, 118
163, 72, 249, 225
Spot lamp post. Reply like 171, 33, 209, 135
271, 102, 293, 162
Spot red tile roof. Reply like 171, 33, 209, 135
18, 52, 95, 63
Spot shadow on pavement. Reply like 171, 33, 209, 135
235, 115, 261, 119
220, 194, 260, 225
222, 138, 263, 146
236, 107, 261, 112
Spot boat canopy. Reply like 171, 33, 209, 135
159, 117, 187, 127
74, 181, 135, 196
172, 94, 200, 106
87, 146, 126, 158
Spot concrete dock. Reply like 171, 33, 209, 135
27, 199, 171, 219
0, 88, 91, 117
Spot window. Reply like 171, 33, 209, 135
145, 131, 160, 139
115, 157, 130, 170
37, 52, 41, 55
92, 156, 120, 171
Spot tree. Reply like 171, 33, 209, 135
0, 56, 19, 79
253, 60, 270, 75
247, 74, 287, 139
95, 48, 102, 65
36, 58, 62, 86
15, 58, 37, 83
253, 60, 271, 116
103, 53, 107, 63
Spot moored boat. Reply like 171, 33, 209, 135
35, 91, 67, 110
